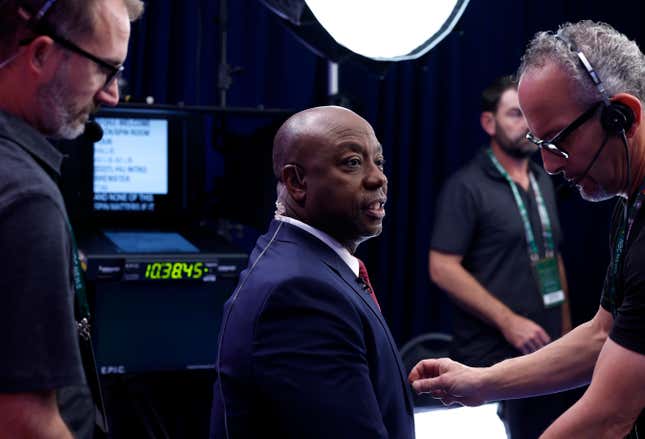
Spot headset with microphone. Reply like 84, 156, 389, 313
553, 32, 635, 194
28, 0, 107, 144
0, 1, 105, 143
554, 33, 635, 134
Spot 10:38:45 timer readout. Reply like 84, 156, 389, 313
144, 261, 208, 280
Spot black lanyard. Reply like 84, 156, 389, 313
68, 222, 91, 334
67, 221, 109, 434
606, 182, 645, 316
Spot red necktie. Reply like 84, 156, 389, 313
357, 259, 381, 311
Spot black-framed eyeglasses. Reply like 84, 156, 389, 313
20, 29, 123, 91
526, 101, 602, 160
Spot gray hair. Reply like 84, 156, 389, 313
518, 20, 645, 106
0, 0, 144, 58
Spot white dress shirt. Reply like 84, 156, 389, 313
275, 215, 359, 277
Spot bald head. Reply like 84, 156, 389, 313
271, 105, 386, 252
272, 106, 374, 180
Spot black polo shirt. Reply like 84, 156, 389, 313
431, 148, 563, 367
601, 198, 645, 354
0, 110, 93, 437
600, 198, 645, 438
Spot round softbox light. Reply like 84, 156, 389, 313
260, 0, 470, 61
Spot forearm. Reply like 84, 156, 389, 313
14, 416, 72, 439
541, 398, 635, 439
558, 256, 572, 333
0, 392, 73, 439
541, 338, 645, 438
430, 252, 516, 331
482, 309, 610, 401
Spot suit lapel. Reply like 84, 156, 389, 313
274, 221, 414, 414
274, 221, 382, 316
324, 259, 415, 414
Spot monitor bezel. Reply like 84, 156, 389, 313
88, 106, 200, 230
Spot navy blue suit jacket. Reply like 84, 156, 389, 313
211, 220, 415, 438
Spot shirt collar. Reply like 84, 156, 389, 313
275, 214, 359, 277
0, 109, 64, 177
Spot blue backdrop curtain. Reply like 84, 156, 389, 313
121, 0, 645, 346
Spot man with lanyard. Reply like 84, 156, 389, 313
429, 75, 574, 438
0, 0, 143, 437
411, 21, 645, 438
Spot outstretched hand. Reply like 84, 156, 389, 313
408, 358, 487, 407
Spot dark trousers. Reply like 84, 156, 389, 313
498, 388, 585, 439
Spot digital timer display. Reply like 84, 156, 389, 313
144, 261, 209, 280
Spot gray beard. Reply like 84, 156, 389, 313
35, 62, 86, 140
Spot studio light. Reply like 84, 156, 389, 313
305, 0, 469, 61
260, 0, 470, 62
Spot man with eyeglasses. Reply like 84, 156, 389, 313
0, 0, 143, 437
429, 75, 574, 438
410, 21, 645, 438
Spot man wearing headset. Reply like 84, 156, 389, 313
410, 21, 645, 438
211, 106, 415, 438
0, 0, 143, 437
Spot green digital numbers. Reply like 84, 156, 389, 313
144, 262, 207, 280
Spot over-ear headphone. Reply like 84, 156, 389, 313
555, 32, 635, 134
600, 101, 634, 134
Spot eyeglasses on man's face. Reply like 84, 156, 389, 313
525, 101, 602, 160
20, 28, 124, 91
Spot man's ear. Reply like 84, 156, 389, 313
480, 111, 496, 136
24, 35, 57, 75
611, 93, 642, 138
281, 164, 306, 203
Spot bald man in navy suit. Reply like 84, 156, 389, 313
211, 106, 415, 438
